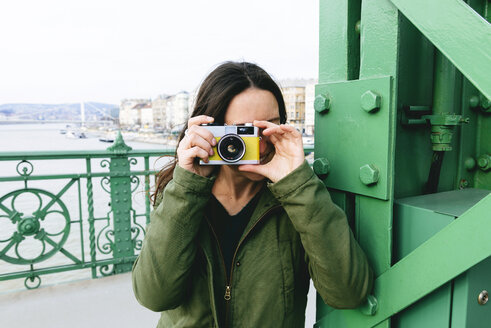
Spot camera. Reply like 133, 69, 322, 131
199, 123, 260, 165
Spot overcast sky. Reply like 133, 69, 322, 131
0, 0, 318, 105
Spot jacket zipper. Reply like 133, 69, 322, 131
206, 204, 281, 327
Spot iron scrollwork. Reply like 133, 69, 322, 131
0, 189, 71, 265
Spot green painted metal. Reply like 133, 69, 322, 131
392, 189, 491, 327
0, 134, 171, 289
388, 0, 491, 100
316, 0, 490, 326
319, 0, 361, 83
451, 257, 491, 327
315, 194, 491, 327
315, 76, 393, 200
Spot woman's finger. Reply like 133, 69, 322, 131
180, 133, 215, 156
183, 146, 210, 163
188, 115, 214, 128
253, 120, 277, 129
187, 125, 217, 148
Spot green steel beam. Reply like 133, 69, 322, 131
319, 0, 361, 83
316, 193, 491, 327
359, 0, 400, 79
389, 0, 491, 100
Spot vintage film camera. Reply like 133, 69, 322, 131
199, 123, 260, 165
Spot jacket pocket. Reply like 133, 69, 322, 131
279, 240, 295, 314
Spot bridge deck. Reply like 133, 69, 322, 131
0, 273, 160, 328
0, 274, 316, 327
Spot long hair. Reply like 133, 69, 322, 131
151, 61, 287, 204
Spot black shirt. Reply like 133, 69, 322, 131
208, 191, 262, 279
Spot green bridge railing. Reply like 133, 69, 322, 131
0, 133, 173, 290
0, 133, 314, 290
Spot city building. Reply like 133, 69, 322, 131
165, 91, 189, 132
152, 94, 169, 131
304, 83, 316, 135
140, 103, 154, 129
281, 86, 306, 133
119, 99, 151, 128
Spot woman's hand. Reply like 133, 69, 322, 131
177, 115, 217, 177
239, 120, 304, 183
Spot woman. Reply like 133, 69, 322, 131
132, 62, 373, 328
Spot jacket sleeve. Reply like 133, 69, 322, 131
267, 160, 373, 308
132, 165, 215, 312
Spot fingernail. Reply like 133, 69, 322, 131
209, 149, 214, 156
211, 139, 217, 146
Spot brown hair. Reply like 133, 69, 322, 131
151, 61, 287, 204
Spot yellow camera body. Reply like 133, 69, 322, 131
199, 124, 260, 165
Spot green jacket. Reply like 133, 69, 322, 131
132, 161, 373, 327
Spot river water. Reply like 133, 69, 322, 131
0, 123, 316, 326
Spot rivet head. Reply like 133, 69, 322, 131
361, 90, 381, 113
313, 158, 330, 177
236, 261, 240, 266
314, 94, 331, 114
359, 164, 380, 185
478, 290, 488, 305
469, 95, 480, 108
464, 157, 476, 171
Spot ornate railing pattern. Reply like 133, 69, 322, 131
0, 133, 173, 290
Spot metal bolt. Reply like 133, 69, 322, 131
354, 20, 361, 34
361, 90, 381, 113
469, 95, 480, 108
314, 94, 331, 114
313, 158, 330, 178
478, 290, 488, 305
464, 157, 476, 171
477, 154, 491, 171
480, 94, 491, 112
361, 295, 378, 316
359, 164, 380, 185
459, 179, 469, 189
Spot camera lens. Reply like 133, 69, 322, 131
217, 134, 245, 163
